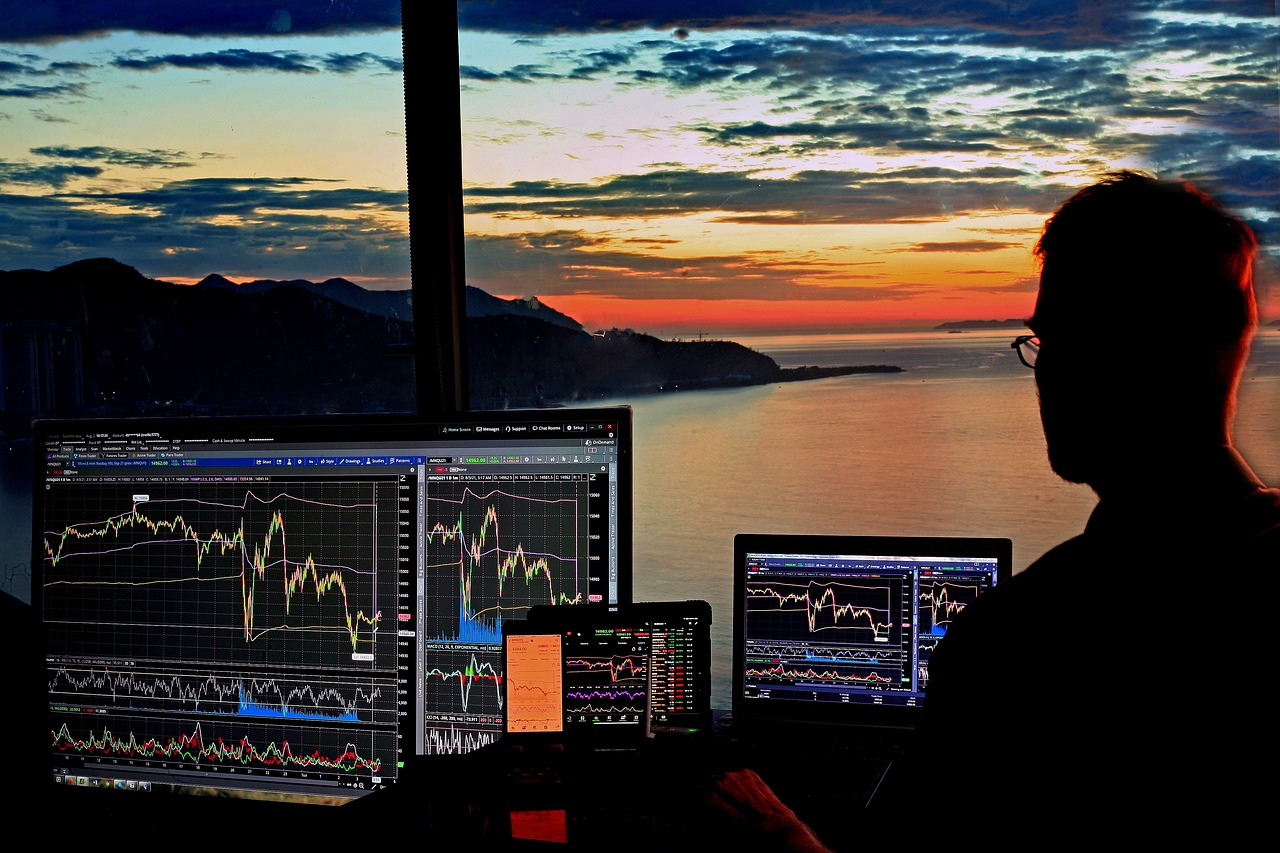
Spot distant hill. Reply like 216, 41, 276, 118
0, 259, 903, 423
934, 319, 1025, 330
0, 258, 413, 420
465, 288, 899, 409
196, 272, 412, 321
465, 286, 583, 332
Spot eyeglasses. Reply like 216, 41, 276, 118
1011, 334, 1040, 369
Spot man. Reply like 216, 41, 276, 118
907, 171, 1280, 815
708, 172, 1279, 833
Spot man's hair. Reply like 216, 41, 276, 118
1033, 170, 1258, 355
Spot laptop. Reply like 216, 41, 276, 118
725, 533, 1012, 818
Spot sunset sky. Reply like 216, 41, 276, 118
0, 2, 408, 288
458, 1, 1278, 334
1, 3, 1275, 337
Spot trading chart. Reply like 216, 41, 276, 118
41, 469, 406, 797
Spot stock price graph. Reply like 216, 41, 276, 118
48, 665, 396, 726
563, 628, 647, 723
423, 478, 593, 643
916, 577, 984, 687
49, 712, 394, 776
744, 573, 911, 692
419, 476, 593, 752
745, 577, 902, 644
40, 477, 404, 790
41, 480, 399, 669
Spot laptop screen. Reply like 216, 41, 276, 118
732, 534, 1011, 729
31, 407, 631, 807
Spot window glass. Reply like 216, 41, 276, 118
458, 3, 1280, 707
0, 5, 412, 606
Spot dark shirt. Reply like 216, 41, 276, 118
876, 446, 1280, 817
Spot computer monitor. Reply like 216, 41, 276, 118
31, 407, 631, 808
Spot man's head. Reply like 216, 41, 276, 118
1027, 170, 1258, 489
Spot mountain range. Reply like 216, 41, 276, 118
0, 259, 898, 424
0, 258, 414, 423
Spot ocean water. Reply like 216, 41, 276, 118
605, 328, 1280, 707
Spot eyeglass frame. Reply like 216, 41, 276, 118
1011, 334, 1040, 369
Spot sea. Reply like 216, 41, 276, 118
3, 328, 1277, 707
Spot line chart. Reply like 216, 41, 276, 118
504, 633, 562, 733
745, 577, 902, 643
744, 659, 896, 686
562, 627, 648, 721
40, 479, 399, 671
48, 712, 394, 777
423, 477, 590, 643
422, 722, 501, 756
421, 646, 505, 718
47, 664, 397, 726
917, 579, 983, 636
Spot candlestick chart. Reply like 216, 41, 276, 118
423, 478, 592, 643
41, 480, 398, 670
917, 579, 982, 637
419, 475, 599, 753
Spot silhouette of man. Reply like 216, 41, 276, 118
900, 171, 1280, 816
708, 171, 1279, 835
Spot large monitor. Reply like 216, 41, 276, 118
30, 407, 631, 809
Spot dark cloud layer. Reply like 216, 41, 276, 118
113, 49, 402, 74
456, 1, 1275, 45
0, 2, 402, 43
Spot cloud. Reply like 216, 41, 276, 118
31, 145, 198, 169
0, 176, 410, 284
898, 241, 1021, 253
0, 160, 103, 188
0, 2, 402, 44
112, 49, 401, 74
455, 1, 1141, 44
462, 227, 1032, 305
464, 167, 1064, 225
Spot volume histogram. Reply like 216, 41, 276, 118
41, 480, 400, 670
